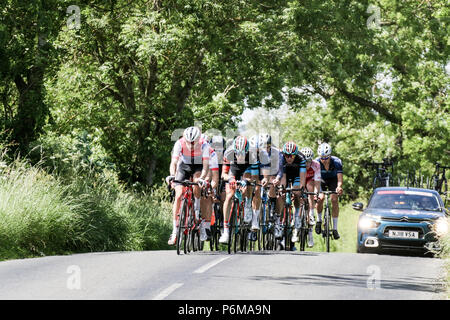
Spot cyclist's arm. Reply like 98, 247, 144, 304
200, 158, 209, 180
211, 170, 219, 190
170, 140, 182, 176
299, 157, 307, 189
275, 153, 285, 181
222, 155, 231, 181
336, 172, 343, 195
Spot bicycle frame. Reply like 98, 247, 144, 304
173, 180, 198, 255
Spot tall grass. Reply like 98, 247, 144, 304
0, 158, 172, 261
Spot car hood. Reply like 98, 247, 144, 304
364, 208, 444, 220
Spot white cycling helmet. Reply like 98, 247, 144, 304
258, 133, 272, 149
317, 143, 332, 157
300, 147, 314, 160
183, 126, 201, 143
249, 135, 259, 149
211, 135, 226, 150
201, 133, 211, 144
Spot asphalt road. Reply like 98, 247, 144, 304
0, 250, 446, 300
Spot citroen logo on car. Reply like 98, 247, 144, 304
400, 216, 409, 222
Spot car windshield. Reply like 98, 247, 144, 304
368, 190, 440, 211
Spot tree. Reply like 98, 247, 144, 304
0, 0, 70, 153
47, 0, 293, 186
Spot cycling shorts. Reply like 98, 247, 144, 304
175, 162, 203, 185
321, 177, 338, 192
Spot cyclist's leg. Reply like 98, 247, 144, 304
251, 171, 262, 231
242, 167, 255, 223
169, 163, 190, 244
267, 175, 277, 218
315, 181, 326, 234
328, 177, 340, 239
200, 192, 212, 241
220, 168, 242, 242
306, 178, 316, 224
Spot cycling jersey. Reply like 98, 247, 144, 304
172, 137, 210, 165
223, 147, 269, 180
276, 153, 307, 180
315, 156, 343, 180
259, 146, 282, 176
306, 159, 321, 183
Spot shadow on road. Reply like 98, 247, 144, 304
248, 273, 445, 294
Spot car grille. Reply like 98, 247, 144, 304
381, 217, 431, 223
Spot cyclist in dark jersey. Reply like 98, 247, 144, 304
272, 141, 307, 248
314, 143, 343, 240
219, 136, 270, 243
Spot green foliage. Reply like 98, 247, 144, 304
0, 158, 172, 260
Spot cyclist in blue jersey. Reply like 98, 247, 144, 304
314, 143, 343, 240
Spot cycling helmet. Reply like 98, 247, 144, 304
249, 135, 259, 149
183, 126, 201, 143
317, 143, 332, 157
211, 135, 226, 150
233, 136, 249, 154
258, 133, 272, 149
300, 147, 314, 160
282, 141, 298, 155
201, 133, 211, 144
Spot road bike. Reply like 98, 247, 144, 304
296, 190, 318, 251
172, 179, 201, 255
209, 186, 223, 251
240, 181, 263, 252
226, 180, 246, 254
430, 162, 449, 208
366, 158, 394, 189
276, 182, 303, 251
319, 190, 338, 253
259, 184, 277, 250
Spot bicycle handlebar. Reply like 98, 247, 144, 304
172, 179, 201, 186
321, 190, 338, 195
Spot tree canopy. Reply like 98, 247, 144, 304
0, 0, 448, 194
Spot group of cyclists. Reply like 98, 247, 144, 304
166, 126, 344, 251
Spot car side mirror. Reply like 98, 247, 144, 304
352, 202, 364, 211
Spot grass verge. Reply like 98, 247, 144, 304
0, 159, 172, 261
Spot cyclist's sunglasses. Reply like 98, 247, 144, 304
285, 154, 295, 159
320, 156, 330, 160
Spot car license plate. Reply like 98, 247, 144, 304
388, 230, 419, 239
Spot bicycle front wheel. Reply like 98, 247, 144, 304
176, 200, 187, 255
299, 205, 307, 251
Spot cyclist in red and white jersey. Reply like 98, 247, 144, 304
199, 134, 220, 241
166, 127, 210, 245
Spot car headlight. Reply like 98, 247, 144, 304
359, 217, 380, 230
434, 218, 449, 236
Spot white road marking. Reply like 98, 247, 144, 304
152, 282, 184, 300
193, 256, 230, 274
